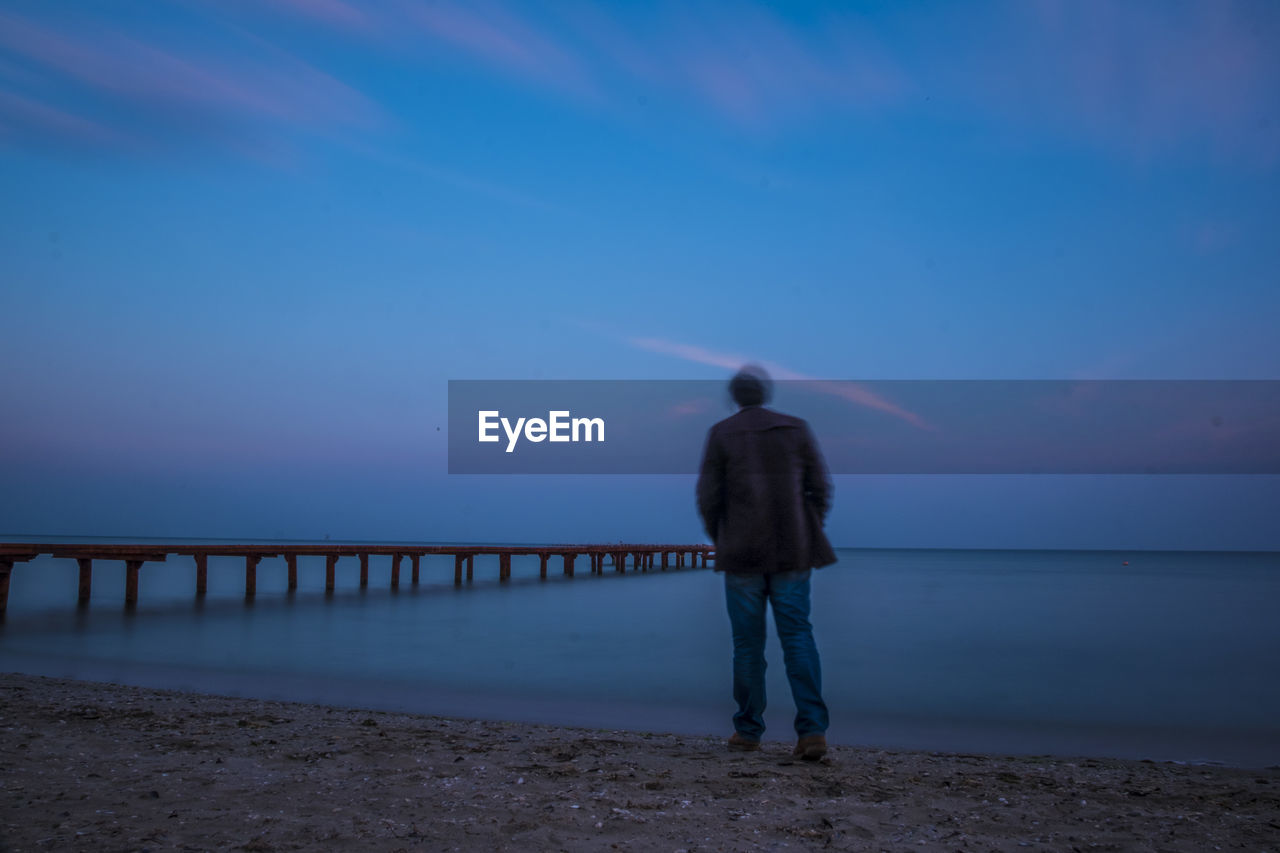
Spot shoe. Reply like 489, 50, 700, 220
727, 732, 761, 752
792, 734, 827, 761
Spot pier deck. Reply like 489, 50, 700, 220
0, 543, 715, 613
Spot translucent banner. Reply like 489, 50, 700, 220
447, 380, 1280, 474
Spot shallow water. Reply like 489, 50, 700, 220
2, 544, 1278, 766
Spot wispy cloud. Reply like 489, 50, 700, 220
0, 7, 379, 158
263, 0, 372, 31
404, 0, 598, 100
249, 0, 1280, 163
0, 12, 369, 121
0, 88, 124, 149
628, 337, 752, 373
661, 4, 907, 128
222, 0, 911, 131
628, 335, 930, 429
282, 0, 1277, 161
4, 1, 1275, 167
945, 0, 1280, 165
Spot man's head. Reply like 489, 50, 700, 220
730, 365, 772, 408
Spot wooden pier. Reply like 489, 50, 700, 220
0, 543, 715, 613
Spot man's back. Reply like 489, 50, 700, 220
697, 405, 834, 574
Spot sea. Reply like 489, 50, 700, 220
2, 541, 1278, 768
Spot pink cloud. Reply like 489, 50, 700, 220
0, 8, 379, 159
404, 0, 596, 98
628, 337, 753, 372
265, 0, 372, 31
555, 2, 909, 128
628, 335, 930, 429
0, 12, 374, 125
663, 4, 907, 127
0, 88, 124, 148
9, 1, 1269, 167
263, 0, 905, 130
390, 2, 1277, 152
24, 2, 907, 140
801, 380, 933, 430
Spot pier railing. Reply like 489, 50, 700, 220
0, 543, 715, 613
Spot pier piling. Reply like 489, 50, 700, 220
245, 555, 262, 597
125, 559, 142, 605
77, 558, 92, 602
0, 560, 12, 614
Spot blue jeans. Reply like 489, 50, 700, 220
724, 568, 828, 740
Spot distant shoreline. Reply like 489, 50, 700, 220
2, 672, 1276, 850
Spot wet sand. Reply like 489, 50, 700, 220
1, 672, 1276, 851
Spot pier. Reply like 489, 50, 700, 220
0, 542, 715, 613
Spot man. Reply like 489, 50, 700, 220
696, 366, 836, 760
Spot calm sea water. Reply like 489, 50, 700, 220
2, 543, 1278, 767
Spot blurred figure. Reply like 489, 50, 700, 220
697, 366, 837, 760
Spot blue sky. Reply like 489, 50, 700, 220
2, 0, 1278, 548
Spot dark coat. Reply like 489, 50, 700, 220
696, 405, 836, 574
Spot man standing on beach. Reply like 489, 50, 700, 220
696, 366, 836, 760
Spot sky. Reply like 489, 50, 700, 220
1, 0, 1278, 549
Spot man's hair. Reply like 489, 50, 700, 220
730, 365, 772, 407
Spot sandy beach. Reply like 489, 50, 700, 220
0, 673, 1276, 852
